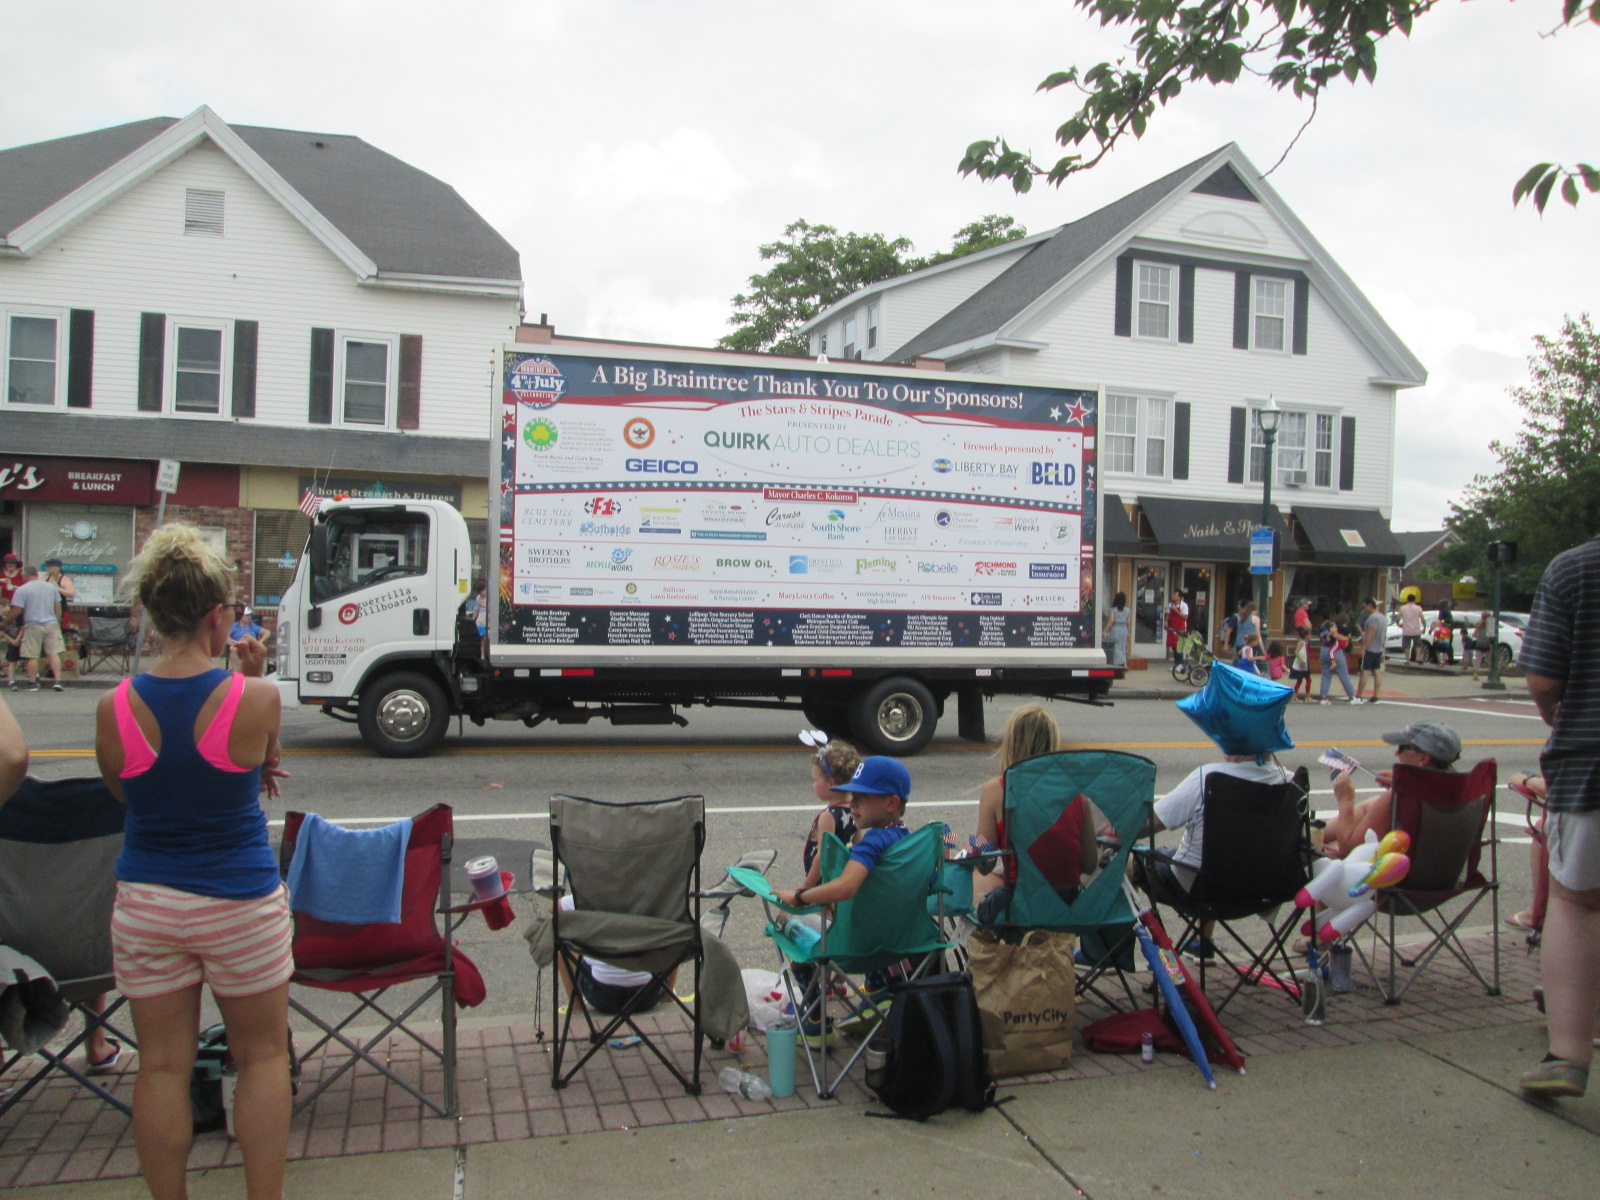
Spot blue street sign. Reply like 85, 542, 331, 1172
1249, 527, 1274, 575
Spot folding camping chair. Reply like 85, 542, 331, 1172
1133, 766, 1314, 1012
279, 804, 483, 1118
744, 821, 951, 1098
700, 850, 778, 939
985, 750, 1157, 1010
1354, 760, 1500, 1004
80, 614, 136, 676
0, 777, 135, 1118
547, 793, 706, 1094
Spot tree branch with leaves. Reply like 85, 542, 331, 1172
959, 0, 1598, 211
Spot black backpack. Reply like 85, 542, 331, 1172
871, 971, 994, 1120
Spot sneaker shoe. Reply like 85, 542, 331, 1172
24, 683, 40, 692
52, 682, 63, 692
798, 1017, 837, 1045
1179, 937, 1217, 960
1519, 1058, 1588, 1098
1319, 699, 1331, 706
1347, 696, 1362, 704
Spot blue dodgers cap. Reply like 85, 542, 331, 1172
832, 755, 912, 800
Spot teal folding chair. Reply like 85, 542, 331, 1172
985, 750, 1157, 1009
731, 821, 951, 1098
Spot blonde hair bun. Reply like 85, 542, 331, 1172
124, 522, 234, 637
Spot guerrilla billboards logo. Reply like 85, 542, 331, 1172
337, 587, 420, 625
855, 557, 897, 575
508, 357, 566, 409
583, 496, 622, 516
523, 419, 558, 451
974, 561, 1018, 577
1030, 563, 1070, 580
623, 417, 655, 449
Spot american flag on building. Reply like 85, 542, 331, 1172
299, 491, 323, 518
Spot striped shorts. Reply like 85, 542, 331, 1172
112, 881, 294, 999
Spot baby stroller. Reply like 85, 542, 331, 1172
1170, 629, 1214, 687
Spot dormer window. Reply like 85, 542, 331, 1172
185, 188, 225, 237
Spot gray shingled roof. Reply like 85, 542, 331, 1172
0, 116, 521, 282
1, 410, 487, 476
1394, 529, 1454, 564
888, 146, 1229, 363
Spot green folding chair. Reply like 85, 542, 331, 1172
730, 821, 951, 1098
985, 750, 1157, 1009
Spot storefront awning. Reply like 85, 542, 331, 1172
1100, 493, 1143, 557
1292, 505, 1406, 567
1137, 496, 1300, 564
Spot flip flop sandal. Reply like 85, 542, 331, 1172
86, 1039, 122, 1075
1505, 912, 1539, 931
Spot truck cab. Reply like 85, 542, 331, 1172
277, 499, 472, 753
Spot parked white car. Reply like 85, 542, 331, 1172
1387, 610, 1528, 667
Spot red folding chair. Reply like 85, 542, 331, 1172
1355, 760, 1500, 1004
279, 804, 489, 1118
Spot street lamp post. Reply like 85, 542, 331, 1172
1256, 401, 1282, 630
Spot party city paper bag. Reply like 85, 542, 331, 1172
967, 927, 1076, 1077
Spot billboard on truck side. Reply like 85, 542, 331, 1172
493, 346, 1101, 665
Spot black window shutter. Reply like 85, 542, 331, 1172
231, 320, 258, 418
1339, 417, 1357, 491
398, 335, 422, 431
67, 309, 94, 408
309, 328, 334, 424
1232, 273, 1250, 349
1178, 265, 1195, 344
1113, 255, 1133, 338
1292, 278, 1309, 355
1227, 406, 1246, 483
1172, 401, 1191, 480
138, 312, 165, 411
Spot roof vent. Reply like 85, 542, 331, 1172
184, 188, 225, 237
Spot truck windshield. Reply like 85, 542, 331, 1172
310, 511, 430, 603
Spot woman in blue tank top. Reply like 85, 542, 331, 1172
95, 523, 291, 1200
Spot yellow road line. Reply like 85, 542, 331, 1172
28, 736, 1548, 760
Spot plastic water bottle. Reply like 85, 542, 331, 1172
1329, 944, 1354, 994
718, 1066, 772, 1100
1140, 1032, 1155, 1064
782, 917, 823, 954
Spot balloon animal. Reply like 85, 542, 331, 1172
1295, 830, 1412, 944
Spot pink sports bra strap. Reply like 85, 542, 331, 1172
114, 678, 159, 779
195, 672, 252, 773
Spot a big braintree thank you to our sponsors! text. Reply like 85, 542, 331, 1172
496, 353, 1098, 651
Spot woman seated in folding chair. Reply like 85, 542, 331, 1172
1322, 721, 1461, 859
94, 523, 293, 1200
554, 893, 678, 1016
972, 705, 1098, 931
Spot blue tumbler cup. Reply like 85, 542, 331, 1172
766, 1021, 797, 1098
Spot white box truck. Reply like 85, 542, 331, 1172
273, 340, 1120, 756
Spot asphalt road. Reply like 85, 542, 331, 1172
9, 681, 1548, 1026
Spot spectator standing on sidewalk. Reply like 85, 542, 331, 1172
1517, 535, 1600, 1099
1317, 612, 1357, 704
1398, 595, 1425, 663
0, 552, 22, 608
5, 567, 66, 691
1354, 598, 1385, 704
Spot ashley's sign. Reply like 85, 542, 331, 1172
0, 457, 155, 505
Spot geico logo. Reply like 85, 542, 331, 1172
1030, 461, 1076, 486
626, 458, 699, 474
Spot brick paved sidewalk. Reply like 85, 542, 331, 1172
0, 931, 1545, 1189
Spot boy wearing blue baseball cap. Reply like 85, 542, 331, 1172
774, 755, 911, 908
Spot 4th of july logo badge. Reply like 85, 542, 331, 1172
506, 356, 566, 408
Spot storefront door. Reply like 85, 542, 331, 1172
1133, 560, 1168, 653
1182, 564, 1213, 648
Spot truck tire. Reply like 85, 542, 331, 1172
358, 671, 450, 758
801, 699, 851, 739
849, 676, 937, 756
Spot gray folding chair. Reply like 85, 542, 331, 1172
547, 793, 705, 1094
0, 777, 134, 1117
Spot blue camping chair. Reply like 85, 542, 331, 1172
983, 750, 1157, 1009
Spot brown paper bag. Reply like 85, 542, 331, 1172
967, 927, 1076, 1077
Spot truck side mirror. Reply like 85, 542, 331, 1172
309, 524, 330, 576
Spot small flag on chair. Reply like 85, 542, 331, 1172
299, 490, 323, 518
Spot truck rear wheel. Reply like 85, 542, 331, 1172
849, 677, 937, 757
358, 671, 450, 758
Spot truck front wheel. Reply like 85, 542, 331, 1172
358, 671, 450, 758
849, 677, 937, 757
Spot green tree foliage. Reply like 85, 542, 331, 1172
719, 216, 1027, 356
958, 0, 1598, 212
1439, 314, 1600, 594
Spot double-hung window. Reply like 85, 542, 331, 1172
842, 316, 858, 360
1251, 406, 1335, 486
3, 310, 64, 407
169, 321, 228, 414
1251, 277, 1291, 352
339, 334, 395, 427
866, 302, 880, 350
1135, 262, 1174, 340
1103, 393, 1170, 477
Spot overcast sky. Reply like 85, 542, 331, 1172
3, 0, 1595, 532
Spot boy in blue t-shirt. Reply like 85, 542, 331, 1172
774, 756, 911, 909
